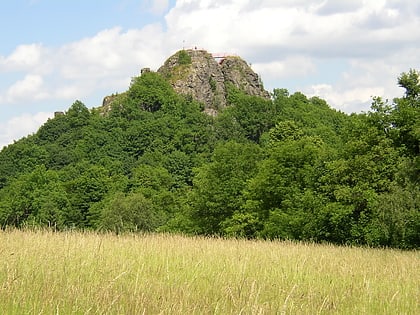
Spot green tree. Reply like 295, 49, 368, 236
318, 108, 406, 245
392, 69, 420, 163
129, 164, 174, 194
370, 184, 420, 248
398, 69, 420, 100
189, 141, 261, 234
217, 87, 277, 142
0, 137, 48, 188
66, 100, 91, 128
164, 150, 193, 187
265, 120, 304, 144
63, 163, 112, 227
37, 114, 71, 144
99, 192, 156, 234
0, 165, 69, 228
244, 135, 327, 240
128, 72, 178, 112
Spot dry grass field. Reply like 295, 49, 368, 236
0, 229, 418, 314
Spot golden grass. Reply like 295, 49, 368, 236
0, 229, 418, 314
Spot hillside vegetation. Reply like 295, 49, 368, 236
0, 57, 418, 248
0, 229, 418, 314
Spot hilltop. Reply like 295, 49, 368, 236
157, 49, 270, 115
0, 50, 418, 249
102, 49, 269, 116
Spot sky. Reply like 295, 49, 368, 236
1, 0, 419, 149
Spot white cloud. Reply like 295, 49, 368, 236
6, 74, 49, 102
0, 25, 168, 107
314, 0, 365, 16
165, 0, 420, 60
304, 54, 411, 112
252, 56, 316, 81
306, 83, 384, 113
144, 0, 170, 14
0, 112, 53, 149
57, 25, 167, 81
0, 44, 44, 70
163, 0, 419, 113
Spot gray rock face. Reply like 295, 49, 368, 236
221, 57, 270, 99
157, 49, 269, 114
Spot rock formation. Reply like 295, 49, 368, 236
157, 49, 270, 115
101, 49, 270, 115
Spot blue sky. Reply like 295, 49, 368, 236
0, 1, 173, 49
1, 0, 419, 148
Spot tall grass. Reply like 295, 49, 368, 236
0, 229, 418, 314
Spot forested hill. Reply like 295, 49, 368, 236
0, 50, 418, 248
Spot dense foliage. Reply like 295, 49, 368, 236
0, 70, 418, 248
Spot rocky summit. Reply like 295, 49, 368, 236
157, 49, 270, 115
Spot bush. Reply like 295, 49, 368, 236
178, 50, 192, 65
99, 192, 156, 234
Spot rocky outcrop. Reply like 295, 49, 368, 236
221, 56, 270, 99
101, 49, 270, 115
157, 49, 269, 114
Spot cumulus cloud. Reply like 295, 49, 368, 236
252, 56, 316, 81
58, 25, 167, 80
0, 43, 44, 70
5, 74, 49, 103
143, 0, 170, 14
304, 55, 411, 112
0, 25, 168, 106
314, 0, 364, 16
0, 112, 53, 149
162, 0, 418, 112
166, 0, 420, 61
306, 83, 383, 113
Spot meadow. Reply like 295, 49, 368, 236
0, 229, 418, 314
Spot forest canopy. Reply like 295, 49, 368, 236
0, 69, 418, 249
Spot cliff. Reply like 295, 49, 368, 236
157, 49, 270, 115
101, 49, 270, 116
